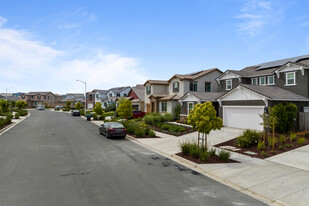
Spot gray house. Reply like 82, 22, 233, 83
216, 55, 309, 130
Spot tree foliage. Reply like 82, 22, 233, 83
75, 102, 82, 110
174, 103, 181, 120
0, 99, 9, 113
94, 102, 103, 115
66, 101, 72, 109
187, 102, 223, 149
116, 99, 132, 120
271, 103, 297, 133
15, 100, 27, 109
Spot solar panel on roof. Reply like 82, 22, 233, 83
255, 54, 309, 70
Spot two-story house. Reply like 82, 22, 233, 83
144, 68, 223, 118
94, 90, 108, 109
102, 86, 131, 108
216, 54, 309, 130
127, 84, 145, 111
20, 92, 58, 107
61, 93, 85, 107
86, 91, 96, 109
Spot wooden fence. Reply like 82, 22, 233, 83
299, 112, 309, 131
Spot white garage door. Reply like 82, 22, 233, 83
87, 103, 93, 109
223, 106, 264, 131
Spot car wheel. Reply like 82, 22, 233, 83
123, 135, 126, 139
99, 129, 102, 135
106, 132, 109, 139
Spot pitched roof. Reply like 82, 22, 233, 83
160, 94, 180, 101
109, 86, 131, 93
240, 84, 309, 101
143, 80, 169, 86
255, 54, 309, 70
26, 92, 53, 96
180, 91, 226, 102
168, 68, 222, 82
93, 89, 108, 94
131, 85, 145, 100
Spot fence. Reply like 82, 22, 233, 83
299, 112, 309, 131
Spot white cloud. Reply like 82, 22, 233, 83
235, 0, 283, 36
0, 16, 7, 27
0, 16, 148, 93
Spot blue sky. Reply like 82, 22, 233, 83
0, 0, 309, 94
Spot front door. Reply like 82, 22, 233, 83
151, 102, 155, 112
146, 104, 150, 113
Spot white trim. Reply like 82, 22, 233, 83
252, 78, 258, 85
267, 76, 275, 85
259, 77, 266, 85
188, 102, 194, 114
285, 72, 296, 86
222, 106, 265, 108
226, 79, 232, 90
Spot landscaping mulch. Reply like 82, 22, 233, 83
129, 134, 161, 139
215, 136, 309, 159
0, 123, 12, 131
176, 152, 239, 164
149, 125, 196, 137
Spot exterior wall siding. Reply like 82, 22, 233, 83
218, 78, 240, 92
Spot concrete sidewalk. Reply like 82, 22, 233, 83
61, 111, 309, 206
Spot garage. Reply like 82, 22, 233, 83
223, 106, 264, 131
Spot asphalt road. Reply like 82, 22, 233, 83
0, 110, 266, 206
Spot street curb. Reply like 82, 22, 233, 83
87, 118, 282, 206
0, 113, 31, 136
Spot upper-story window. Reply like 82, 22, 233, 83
286, 72, 296, 85
96, 94, 99, 98
205, 82, 211, 92
252, 78, 258, 85
259, 77, 266, 85
226, 80, 232, 90
189, 82, 197, 91
109, 93, 112, 97
44, 96, 46, 100
123, 93, 127, 97
48, 96, 50, 100
173, 82, 179, 93
268, 76, 275, 85
21, 96, 25, 99
116, 93, 120, 97
37, 96, 41, 99
146, 85, 151, 95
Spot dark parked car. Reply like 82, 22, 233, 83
71, 110, 80, 116
99, 122, 126, 139
132, 110, 146, 118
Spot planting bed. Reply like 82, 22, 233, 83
215, 133, 309, 159
0, 122, 12, 131
149, 123, 196, 136
128, 134, 161, 139
176, 152, 239, 164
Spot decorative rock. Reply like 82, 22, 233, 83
244, 151, 258, 155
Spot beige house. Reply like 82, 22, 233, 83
20, 92, 59, 107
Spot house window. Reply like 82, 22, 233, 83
116, 93, 120, 97
161, 102, 167, 112
286, 72, 296, 85
37, 96, 41, 99
48, 96, 50, 100
146, 86, 151, 95
226, 80, 232, 90
259, 77, 266, 85
252, 78, 258, 85
188, 102, 194, 114
22, 96, 25, 99
123, 93, 127, 97
173, 82, 179, 93
205, 82, 211, 92
268, 76, 275, 85
189, 82, 197, 91
109, 93, 112, 97
44, 96, 46, 100
96, 94, 99, 98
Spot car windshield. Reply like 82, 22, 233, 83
108, 122, 124, 128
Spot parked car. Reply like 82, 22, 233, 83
132, 110, 146, 118
55, 105, 63, 109
71, 110, 80, 116
36, 105, 45, 110
99, 122, 126, 139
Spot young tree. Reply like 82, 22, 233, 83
187, 102, 223, 150
66, 101, 72, 109
94, 102, 103, 115
75, 102, 82, 110
174, 103, 181, 120
15, 100, 27, 109
0, 99, 9, 113
271, 103, 297, 133
116, 99, 132, 120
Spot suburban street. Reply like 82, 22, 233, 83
0, 110, 266, 206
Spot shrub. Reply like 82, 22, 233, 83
145, 127, 150, 135
134, 128, 145, 138
278, 145, 284, 150
278, 135, 286, 144
92, 113, 98, 120
14, 113, 20, 119
189, 146, 201, 159
290, 132, 297, 141
174, 103, 181, 120
257, 140, 265, 150
218, 150, 231, 162
18, 109, 28, 116
200, 151, 210, 161
99, 116, 105, 120
62, 108, 70, 111
236, 129, 260, 148
271, 103, 297, 133
180, 141, 191, 155
161, 124, 169, 130
164, 113, 174, 122
105, 103, 116, 112
209, 148, 216, 156
285, 143, 292, 148
261, 151, 268, 157
102, 111, 115, 117
144, 116, 154, 124
149, 130, 156, 137
297, 137, 305, 145
15, 100, 27, 109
